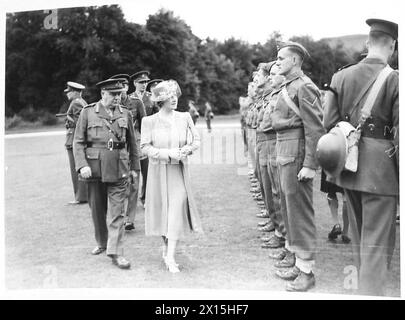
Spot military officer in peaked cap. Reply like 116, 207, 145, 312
110, 74, 146, 231
146, 79, 164, 114
270, 41, 325, 291
63, 81, 88, 205
322, 18, 398, 296
73, 78, 140, 269
130, 70, 157, 206
146, 78, 164, 93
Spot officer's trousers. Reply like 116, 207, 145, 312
265, 137, 285, 237
276, 129, 316, 273
140, 158, 149, 203
67, 148, 88, 202
87, 179, 128, 256
126, 176, 140, 223
344, 189, 397, 296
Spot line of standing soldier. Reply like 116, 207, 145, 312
239, 18, 398, 295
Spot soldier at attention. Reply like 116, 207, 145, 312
322, 18, 398, 296
271, 41, 325, 291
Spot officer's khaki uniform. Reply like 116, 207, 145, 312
73, 101, 140, 255
323, 58, 399, 295
121, 94, 145, 224
259, 89, 285, 238
65, 97, 88, 202
271, 70, 325, 273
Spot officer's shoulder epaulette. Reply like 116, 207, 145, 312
129, 95, 142, 101
83, 103, 96, 109
336, 63, 357, 73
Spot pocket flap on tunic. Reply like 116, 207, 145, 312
117, 118, 128, 128
86, 148, 100, 159
87, 120, 103, 128
277, 156, 295, 166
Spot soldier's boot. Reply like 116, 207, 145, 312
256, 210, 270, 218
261, 235, 285, 249
258, 220, 275, 232
286, 271, 315, 292
268, 248, 288, 260
258, 219, 271, 227
275, 266, 300, 281
274, 251, 295, 268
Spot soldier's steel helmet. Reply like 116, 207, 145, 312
316, 125, 348, 178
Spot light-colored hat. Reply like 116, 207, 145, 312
150, 80, 182, 102
64, 81, 85, 93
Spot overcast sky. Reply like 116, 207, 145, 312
2, 0, 403, 43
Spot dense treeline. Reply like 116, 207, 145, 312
6, 5, 365, 120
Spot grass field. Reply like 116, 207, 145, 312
4, 117, 400, 298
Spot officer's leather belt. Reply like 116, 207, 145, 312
276, 127, 305, 141
362, 124, 395, 140
86, 141, 126, 149
256, 131, 276, 141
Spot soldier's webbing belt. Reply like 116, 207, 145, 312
101, 118, 123, 141
86, 141, 126, 149
95, 117, 127, 150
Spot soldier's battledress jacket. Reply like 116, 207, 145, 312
259, 90, 279, 133
121, 94, 145, 133
73, 101, 140, 183
130, 91, 159, 116
270, 70, 325, 170
323, 58, 399, 196
250, 91, 264, 130
65, 97, 87, 149
256, 89, 273, 134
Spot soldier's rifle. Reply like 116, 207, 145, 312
55, 113, 75, 128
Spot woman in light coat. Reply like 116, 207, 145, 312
140, 80, 203, 273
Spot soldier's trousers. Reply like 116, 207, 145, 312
140, 158, 148, 203
87, 178, 128, 256
67, 148, 88, 202
256, 138, 274, 217
241, 126, 248, 156
265, 137, 285, 237
246, 128, 257, 177
276, 129, 316, 273
206, 118, 212, 130
126, 176, 140, 223
344, 189, 397, 296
